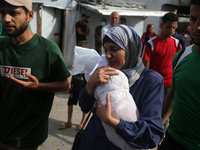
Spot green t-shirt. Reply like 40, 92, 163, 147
0, 34, 71, 148
0, 20, 6, 36
168, 44, 200, 150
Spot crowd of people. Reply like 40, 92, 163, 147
0, 0, 199, 150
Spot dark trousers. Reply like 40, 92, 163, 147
159, 131, 188, 150
0, 142, 37, 150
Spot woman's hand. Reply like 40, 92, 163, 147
96, 94, 120, 129
86, 67, 119, 95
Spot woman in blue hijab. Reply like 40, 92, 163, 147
78, 25, 164, 150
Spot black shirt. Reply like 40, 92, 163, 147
75, 21, 87, 45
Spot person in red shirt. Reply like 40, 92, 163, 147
143, 12, 181, 91
142, 12, 181, 132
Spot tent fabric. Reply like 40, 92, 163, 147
32, 0, 77, 10
80, 3, 168, 17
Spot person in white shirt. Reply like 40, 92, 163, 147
101, 11, 119, 54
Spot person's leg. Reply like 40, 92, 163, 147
59, 105, 73, 130
75, 112, 87, 131
67, 105, 73, 125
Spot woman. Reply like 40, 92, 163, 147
78, 25, 164, 150
141, 24, 156, 46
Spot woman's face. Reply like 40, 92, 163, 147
104, 42, 126, 69
148, 25, 154, 32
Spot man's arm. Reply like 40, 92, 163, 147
143, 60, 150, 69
162, 88, 175, 124
38, 78, 71, 92
77, 28, 89, 35
142, 43, 152, 69
77, 22, 89, 36
6, 72, 71, 93
94, 27, 101, 42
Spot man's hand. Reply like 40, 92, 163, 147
6, 72, 39, 90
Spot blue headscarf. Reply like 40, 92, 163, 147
103, 25, 144, 86
103, 25, 142, 69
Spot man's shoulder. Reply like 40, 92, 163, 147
171, 34, 182, 42
95, 25, 102, 30
33, 34, 59, 50
0, 36, 8, 40
145, 35, 158, 50
147, 35, 158, 43
34, 34, 52, 43
173, 44, 193, 69
102, 24, 111, 34
75, 21, 81, 27
170, 36, 182, 49
102, 24, 111, 30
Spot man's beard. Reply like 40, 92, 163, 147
4, 22, 28, 37
191, 37, 200, 46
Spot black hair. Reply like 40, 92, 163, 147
120, 17, 126, 21
191, 0, 200, 5
162, 12, 178, 24
182, 25, 189, 31
101, 18, 107, 22
22, 6, 29, 14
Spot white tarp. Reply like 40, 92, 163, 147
80, 3, 168, 17
32, 0, 77, 10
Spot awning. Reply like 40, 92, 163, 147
32, 0, 77, 10
80, 3, 169, 17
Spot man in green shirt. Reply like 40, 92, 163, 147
0, 20, 6, 36
160, 0, 200, 150
0, 0, 71, 149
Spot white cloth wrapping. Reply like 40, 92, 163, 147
72, 46, 140, 149
71, 46, 100, 76
89, 55, 140, 150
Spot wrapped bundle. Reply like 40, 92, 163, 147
72, 46, 139, 150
